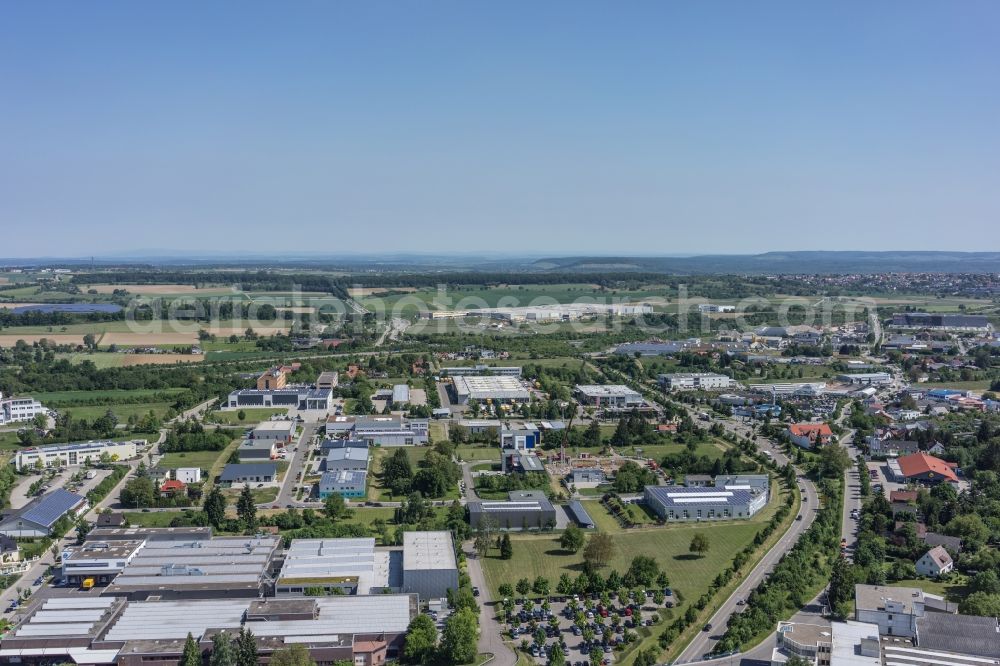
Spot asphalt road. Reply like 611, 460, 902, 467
276, 421, 320, 506
464, 543, 518, 666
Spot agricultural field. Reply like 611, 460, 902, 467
87, 284, 234, 296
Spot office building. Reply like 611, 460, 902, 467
854, 584, 926, 637
14, 439, 141, 471
61, 539, 146, 586
659, 372, 736, 391
500, 422, 540, 450
251, 420, 296, 443
442, 365, 522, 377
319, 470, 368, 499
326, 415, 429, 446
236, 438, 277, 461
0, 395, 47, 426
837, 372, 893, 386
316, 370, 339, 389
226, 386, 333, 411
219, 462, 277, 486
325, 445, 370, 472
574, 384, 644, 409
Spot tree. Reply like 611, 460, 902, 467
945, 514, 989, 549
499, 533, 513, 560
828, 555, 856, 618
818, 443, 852, 479
516, 578, 531, 596
635, 647, 660, 666
402, 614, 437, 664
532, 576, 550, 596
181, 632, 202, 666
210, 631, 235, 666
236, 483, 257, 532
440, 607, 478, 664
787, 655, 812, 666
626, 555, 660, 587
560, 524, 585, 553
381, 448, 414, 495
583, 532, 616, 569
323, 492, 346, 521
120, 477, 156, 508
269, 644, 316, 666
585, 420, 602, 448
689, 533, 709, 557
960, 592, 1000, 617
498, 583, 514, 598
204, 486, 227, 529
237, 410, 246, 421
235, 628, 258, 666
548, 641, 566, 666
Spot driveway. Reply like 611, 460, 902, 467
276, 421, 320, 506
464, 543, 518, 666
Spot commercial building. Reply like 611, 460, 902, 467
442, 365, 523, 377
890, 313, 991, 332
103, 533, 281, 600
897, 452, 959, 485
219, 462, 277, 486
658, 372, 736, 391
837, 372, 893, 386
319, 469, 368, 499
226, 386, 333, 411
912, 612, 1000, 660
854, 584, 926, 637
401, 531, 460, 602
251, 420, 296, 443
13, 439, 141, 471
452, 375, 531, 404
0, 395, 47, 425
468, 490, 557, 529
643, 485, 768, 522
613, 340, 700, 356
256, 364, 298, 390
568, 468, 606, 487
698, 303, 736, 313
771, 620, 882, 666
61, 539, 146, 586
431, 302, 652, 322
749, 382, 827, 397
574, 384, 644, 409
788, 423, 834, 449
0, 488, 88, 537
327, 415, 429, 446
391, 383, 410, 406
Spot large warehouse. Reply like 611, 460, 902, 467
574, 384, 645, 409
452, 375, 531, 404
643, 485, 768, 522
401, 531, 459, 602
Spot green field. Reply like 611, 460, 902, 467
123, 511, 186, 527
57, 352, 128, 368
481, 520, 764, 605
920, 380, 994, 391
208, 408, 288, 425
889, 576, 968, 602
62, 402, 174, 422
158, 450, 226, 470
35, 388, 187, 405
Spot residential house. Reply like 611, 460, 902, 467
915, 546, 953, 578
788, 423, 834, 449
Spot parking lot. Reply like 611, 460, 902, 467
498, 590, 674, 665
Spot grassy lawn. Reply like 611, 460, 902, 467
454, 443, 498, 462
889, 575, 969, 602
224, 486, 279, 505
208, 408, 288, 424
57, 352, 127, 368
920, 380, 994, 391
62, 402, 173, 422
481, 521, 763, 605
35, 388, 187, 404
158, 450, 226, 470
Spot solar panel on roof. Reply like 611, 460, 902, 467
20, 488, 85, 528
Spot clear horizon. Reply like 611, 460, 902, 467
2, 1, 999, 258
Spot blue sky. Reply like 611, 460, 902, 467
2, 1, 998, 258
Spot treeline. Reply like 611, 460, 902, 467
161, 422, 232, 453
71, 270, 348, 299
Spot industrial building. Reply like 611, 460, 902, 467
749, 382, 827, 397
574, 384, 644, 409
500, 422, 540, 449
102, 533, 281, 600
442, 365, 523, 377
658, 372, 736, 391
226, 386, 333, 411
837, 372, 893, 386
855, 584, 927, 637
429, 302, 652, 322
0, 394, 47, 426
315, 370, 340, 389
235, 437, 277, 461
250, 420, 296, 443
13, 439, 141, 471
643, 485, 768, 522
319, 469, 368, 499
613, 340, 700, 356
452, 375, 531, 404
401, 531, 460, 602
0, 488, 88, 537
0, 594, 416, 666
468, 490, 557, 529
276, 537, 389, 595
326, 415, 429, 446
219, 462, 277, 486
392, 383, 410, 406
61, 539, 146, 586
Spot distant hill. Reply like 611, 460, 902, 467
530, 251, 1000, 274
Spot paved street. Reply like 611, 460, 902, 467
464, 543, 518, 666
276, 421, 320, 507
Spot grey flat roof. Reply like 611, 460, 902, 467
644, 485, 759, 508
403, 531, 457, 571
220, 462, 277, 481
854, 584, 923, 613
916, 613, 1000, 658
